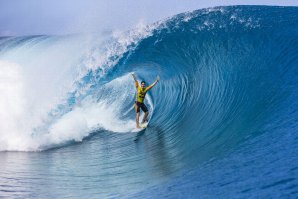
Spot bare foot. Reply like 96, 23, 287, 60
136, 125, 141, 129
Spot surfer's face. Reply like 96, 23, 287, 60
141, 83, 145, 88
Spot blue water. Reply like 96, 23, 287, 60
0, 5, 298, 198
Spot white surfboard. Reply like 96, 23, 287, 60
131, 122, 148, 133
139, 122, 148, 128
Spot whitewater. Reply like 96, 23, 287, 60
0, 6, 297, 198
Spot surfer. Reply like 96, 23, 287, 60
131, 73, 160, 128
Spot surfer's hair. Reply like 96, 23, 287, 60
141, 81, 146, 85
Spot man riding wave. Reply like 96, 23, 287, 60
131, 73, 160, 128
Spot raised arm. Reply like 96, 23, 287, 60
131, 73, 139, 88
146, 75, 160, 91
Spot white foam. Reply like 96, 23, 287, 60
40, 74, 153, 148
0, 61, 35, 151
0, 36, 89, 151
0, 64, 153, 151
0, 27, 158, 151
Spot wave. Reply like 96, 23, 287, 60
0, 5, 297, 160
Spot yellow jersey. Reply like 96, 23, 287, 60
135, 81, 149, 103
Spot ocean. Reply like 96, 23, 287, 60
0, 6, 297, 198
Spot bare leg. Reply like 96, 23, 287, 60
142, 111, 149, 123
136, 112, 141, 128
134, 104, 141, 128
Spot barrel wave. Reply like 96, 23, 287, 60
0, 6, 298, 199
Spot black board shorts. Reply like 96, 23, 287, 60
135, 101, 148, 113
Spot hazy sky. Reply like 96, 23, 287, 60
0, 0, 298, 36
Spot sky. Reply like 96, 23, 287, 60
0, 0, 298, 36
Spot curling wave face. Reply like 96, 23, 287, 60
0, 5, 297, 156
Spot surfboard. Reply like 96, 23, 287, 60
131, 122, 149, 133
139, 122, 148, 128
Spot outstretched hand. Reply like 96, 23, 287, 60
156, 75, 160, 82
